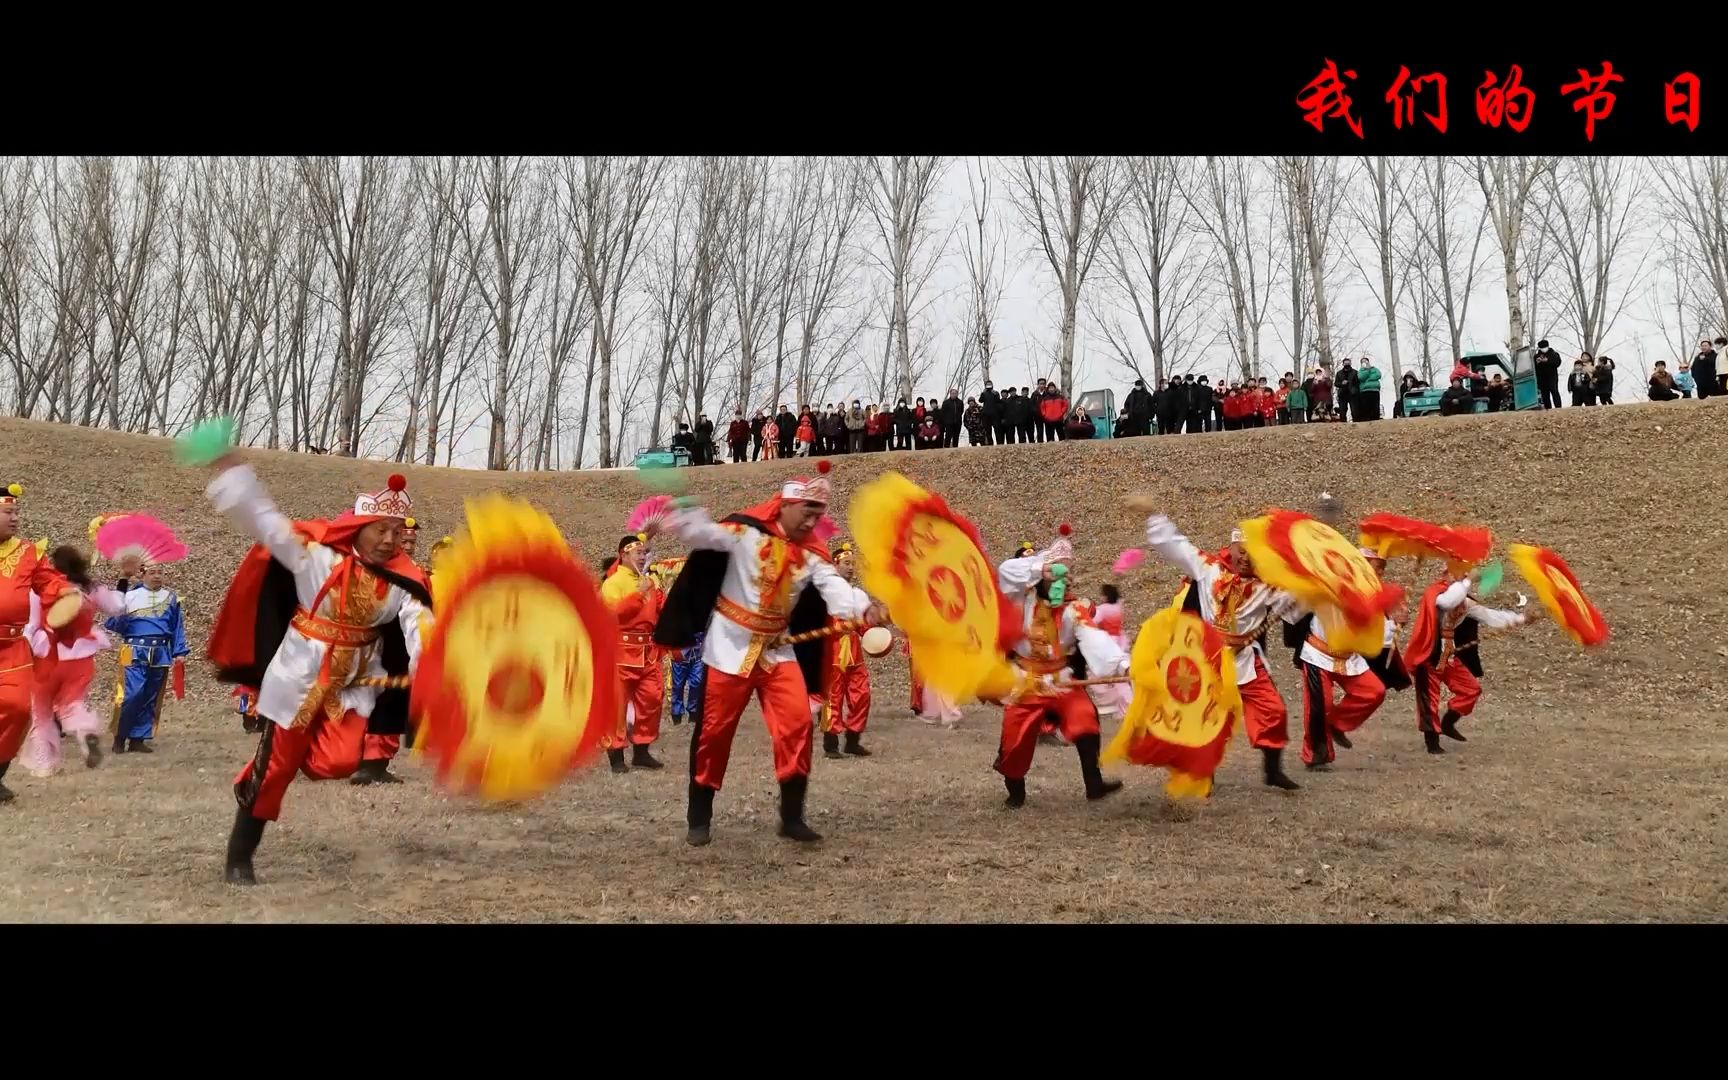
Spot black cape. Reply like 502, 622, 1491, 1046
216, 556, 432, 737
654, 513, 833, 694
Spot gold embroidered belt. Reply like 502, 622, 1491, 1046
1305, 633, 1350, 675
716, 595, 788, 635
291, 610, 380, 648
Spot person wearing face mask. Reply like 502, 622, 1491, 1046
1533, 339, 1564, 409
652, 469, 887, 847
892, 397, 915, 451
1127, 497, 1304, 791
750, 409, 767, 460
846, 400, 867, 453
1592, 355, 1616, 405
203, 460, 432, 885
979, 380, 1001, 445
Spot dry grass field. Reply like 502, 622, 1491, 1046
1, 401, 1723, 922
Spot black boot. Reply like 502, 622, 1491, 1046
111, 736, 127, 755
83, 734, 104, 768
1075, 734, 1123, 801
822, 732, 843, 759
1439, 709, 1467, 742
631, 744, 664, 770
1332, 729, 1353, 750
1002, 777, 1026, 809
607, 748, 630, 774
1261, 747, 1300, 790
350, 759, 401, 785
1424, 731, 1445, 754
777, 775, 822, 842
0, 761, 13, 803
686, 783, 716, 846
843, 732, 872, 758
129, 738, 153, 754
224, 808, 266, 886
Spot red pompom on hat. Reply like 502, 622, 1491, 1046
816, 459, 832, 474
388, 474, 407, 492
1058, 522, 1073, 536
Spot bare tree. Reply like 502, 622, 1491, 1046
1472, 155, 1554, 351
1005, 156, 1122, 390
559, 156, 666, 469
1652, 156, 1728, 333
1347, 156, 1410, 388
1094, 156, 1215, 386
1393, 157, 1489, 362
1184, 157, 1275, 381
727, 156, 792, 414
959, 158, 1009, 387
1273, 156, 1350, 375
790, 158, 865, 409
1532, 157, 1648, 357
861, 156, 949, 400
295, 156, 417, 454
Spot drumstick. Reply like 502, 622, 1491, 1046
354, 676, 414, 689
769, 619, 875, 647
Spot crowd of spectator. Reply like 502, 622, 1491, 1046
660, 339, 1728, 465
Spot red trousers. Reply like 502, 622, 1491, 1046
1414, 658, 1481, 733
822, 664, 870, 735
1299, 663, 1386, 765
1239, 654, 1290, 750
995, 688, 1100, 781
0, 642, 33, 764
694, 661, 811, 790
234, 709, 373, 822
603, 661, 664, 749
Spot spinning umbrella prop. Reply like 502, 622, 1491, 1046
1506, 543, 1609, 648
847, 472, 1021, 703
411, 493, 619, 801
1102, 601, 1243, 800
1239, 509, 1403, 658
1357, 512, 1494, 574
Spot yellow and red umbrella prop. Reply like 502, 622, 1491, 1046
1102, 601, 1242, 800
1358, 512, 1494, 573
848, 472, 1022, 703
1506, 543, 1609, 647
1239, 509, 1403, 658
411, 493, 619, 802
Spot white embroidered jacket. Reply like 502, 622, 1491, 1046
207, 464, 431, 730
1143, 514, 1298, 685
665, 506, 871, 678
996, 553, 1128, 680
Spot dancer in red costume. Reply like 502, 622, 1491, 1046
599, 532, 667, 773
1131, 500, 1304, 790
0, 483, 72, 804
204, 459, 430, 884
819, 541, 873, 759
992, 526, 1127, 808
1403, 570, 1532, 754
653, 464, 887, 846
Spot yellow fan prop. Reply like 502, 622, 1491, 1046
848, 472, 1019, 703
412, 494, 619, 801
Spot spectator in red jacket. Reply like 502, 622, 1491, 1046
726, 410, 751, 463
1039, 384, 1069, 441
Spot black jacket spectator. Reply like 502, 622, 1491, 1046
1693, 346, 1718, 400
1335, 362, 1358, 421
892, 401, 915, 450
1592, 357, 1615, 405
1123, 381, 1153, 436
1534, 342, 1564, 409
939, 393, 964, 448
749, 412, 766, 460
979, 384, 1002, 445
694, 416, 715, 465
776, 408, 798, 455
1439, 382, 1474, 416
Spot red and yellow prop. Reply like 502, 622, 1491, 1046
411, 494, 619, 801
1507, 543, 1609, 648
848, 472, 1020, 703
1239, 510, 1402, 658
1102, 603, 1241, 800
1358, 512, 1493, 573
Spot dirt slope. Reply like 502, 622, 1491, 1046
1, 402, 1723, 922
